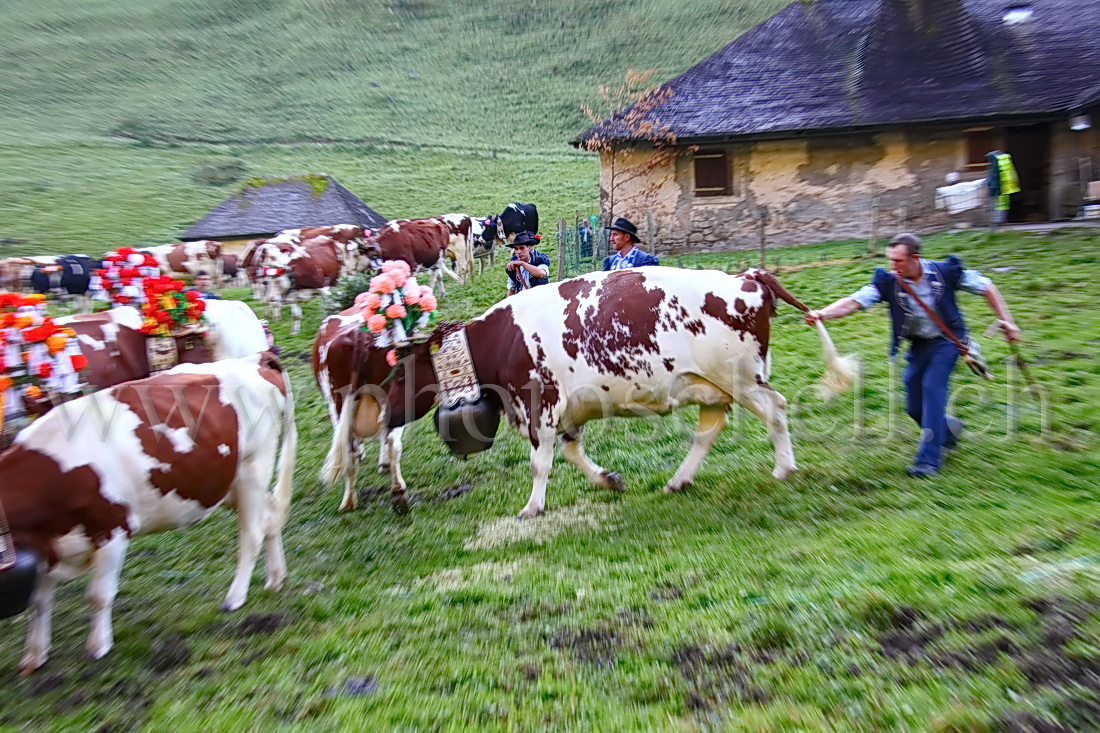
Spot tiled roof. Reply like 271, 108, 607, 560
183, 174, 387, 240
578, 0, 1100, 144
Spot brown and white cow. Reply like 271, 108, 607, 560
279, 225, 365, 276
140, 241, 223, 286
339, 267, 854, 518
367, 219, 452, 298
56, 300, 269, 391
431, 214, 476, 285
0, 352, 297, 674
256, 235, 342, 335
313, 308, 408, 513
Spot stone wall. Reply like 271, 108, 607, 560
601, 129, 995, 255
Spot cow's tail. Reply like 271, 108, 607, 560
320, 384, 355, 487
270, 358, 297, 532
754, 269, 858, 399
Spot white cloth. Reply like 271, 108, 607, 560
935, 180, 986, 214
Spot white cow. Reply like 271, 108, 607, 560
0, 352, 296, 674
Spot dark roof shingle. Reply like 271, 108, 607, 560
579, 0, 1100, 143
183, 174, 387, 240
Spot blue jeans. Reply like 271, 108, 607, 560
904, 337, 959, 469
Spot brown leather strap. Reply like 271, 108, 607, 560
0, 497, 14, 570
893, 273, 971, 356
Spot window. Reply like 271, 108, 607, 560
694, 150, 730, 197
965, 128, 1000, 168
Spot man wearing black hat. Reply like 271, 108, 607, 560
505, 230, 551, 297
602, 217, 660, 271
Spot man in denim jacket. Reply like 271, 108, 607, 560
804, 233, 1020, 476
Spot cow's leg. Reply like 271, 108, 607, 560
665, 404, 728, 493
387, 426, 408, 514
86, 532, 129, 660
20, 575, 59, 675
559, 429, 624, 492
738, 383, 796, 480
289, 298, 303, 336
338, 437, 360, 512
376, 426, 390, 473
518, 429, 556, 519
223, 458, 274, 611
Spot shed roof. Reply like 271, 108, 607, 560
183, 174, 387, 240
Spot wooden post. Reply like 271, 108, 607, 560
868, 187, 879, 256
557, 218, 566, 281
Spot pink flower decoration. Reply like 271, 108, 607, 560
385, 304, 407, 320
403, 289, 421, 306
419, 293, 438, 313
382, 260, 411, 277
386, 349, 397, 367
353, 292, 371, 308
369, 274, 396, 294
366, 314, 387, 333
405, 276, 419, 292
361, 292, 382, 311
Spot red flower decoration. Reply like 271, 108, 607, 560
70, 354, 88, 372
37, 362, 52, 379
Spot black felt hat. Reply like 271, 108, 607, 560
604, 217, 640, 243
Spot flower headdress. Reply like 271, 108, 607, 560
356, 260, 438, 366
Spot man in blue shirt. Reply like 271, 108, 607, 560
505, 231, 551, 297
602, 217, 660, 271
804, 233, 1020, 477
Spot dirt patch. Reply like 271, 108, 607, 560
671, 643, 771, 712
146, 633, 191, 674
435, 482, 475, 502
419, 560, 525, 593
28, 672, 65, 696
874, 597, 1100, 725
238, 612, 294, 636
464, 501, 616, 550
552, 627, 620, 668
649, 583, 683, 602
517, 601, 571, 622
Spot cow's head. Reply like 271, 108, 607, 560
480, 217, 500, 246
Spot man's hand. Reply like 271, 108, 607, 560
505, 261, 519, 273
1001, 321, 1021, 342
804, 310, 823, 326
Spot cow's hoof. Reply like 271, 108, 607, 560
391, 496, 410, 515
377, 464, 390, 474
664, 480, 692, 493
337, 502, 357, 513
603, 472, 625, 493
517, 506, 543, 520
772, 465, 796, 481
220, 599, 244, 613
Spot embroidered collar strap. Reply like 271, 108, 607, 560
429, 327, 481, 407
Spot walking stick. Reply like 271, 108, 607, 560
984, 319, 1043, 398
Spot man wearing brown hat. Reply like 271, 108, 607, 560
602, 217, 660, 271
804, 232, 1020, 477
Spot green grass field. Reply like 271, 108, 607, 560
1, 229, 1097, 731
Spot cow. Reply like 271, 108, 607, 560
256, 235, 342, 335
141, 241, 223, 287
470, 217, 496, 275
313, 307, 407, 513
219, 253, 246, 287
29, 255, 99, 313
431, 214, 476, 285
0, 352, 297, 674
278, 225, 365, 276
480, 202, 539, 250
56, 299, 269, 391
367, 219, 452, 298
340, 267, 854, 519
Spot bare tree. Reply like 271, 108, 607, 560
581, 70, 694, 218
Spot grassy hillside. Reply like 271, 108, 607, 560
0, 0, 788, 252
0, 0, 788, 151
1, 230, 1097, 730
